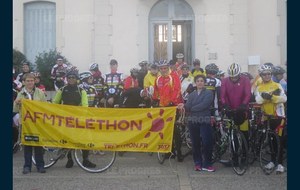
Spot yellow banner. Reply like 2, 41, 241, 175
21, 99, 176, 152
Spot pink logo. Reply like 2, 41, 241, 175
144, 109, 173, 139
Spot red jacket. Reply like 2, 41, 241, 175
153, 74, 182, 106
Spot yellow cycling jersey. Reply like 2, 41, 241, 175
143, 71, 160, 88
255, 80, 286, 117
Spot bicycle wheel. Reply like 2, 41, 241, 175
157, 152, 167, 164
231, 130, 248, 176
74, 149, 116, 173
32, 147, 59, 169
248, 130, 263, 165
259, 132, 280, 175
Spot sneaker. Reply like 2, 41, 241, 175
264, 162, 275, 170
275, 164, 285, 174
83, 160, 96, 168
65, 159, 74, 168
202, 166, 216, 172
22, 167, 31, 174
37, 168, 46, 173
194, 165, 202, 171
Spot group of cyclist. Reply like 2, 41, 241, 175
13, 53, 287, 175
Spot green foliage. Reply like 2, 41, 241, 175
35, 49, 70, 90
13, 49, 27, 74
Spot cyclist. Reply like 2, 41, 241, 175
153, 60, 184, 162
51, 56, 68, 91
103, 59, 124, 107
175, 53, 186, 76
177, 75, 215, 172
254, 64, 287, 173
191, 59, 206, 77
137, 61, 149, 89
179, 64, 194, 102
33, 72, 46, 93
216, 70, 225, 81
13, 73, 47, 174
143, 63, 160, 107
15, 61, 32, 90
121, 68, 144, 108
52, 67, 96, 168
79, 71, 99, 107
89, 63, 105, 106
221, 63, 251, 142
204, 63, 221, 117
272, 66, 287, 94
252, 62, 274, 93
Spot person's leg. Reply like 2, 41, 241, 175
34, 146, 46, 173
188, 121, 202, 168
23, 146, 33, 173
82, 150, 96, 168
200, 123, 215, 171
65, 150, 74, 168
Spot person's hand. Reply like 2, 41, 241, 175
261, 92, 272, 100
15, 99, 21, 106
177, 103, 184, 110
275, 125, 284, 136
238, 104, 247, 110
168, 102, 174, 106
107, 97, 114, 105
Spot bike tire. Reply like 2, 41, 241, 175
157, 152, 167, 164
32, 147, 59, 169
259, 131, 280, 175
248, 130, 263, 165
231, 130, 249, 176
74, 149, 116, 173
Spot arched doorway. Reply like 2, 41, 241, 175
149, 0, 195, 65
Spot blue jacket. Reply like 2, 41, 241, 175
184, 88, 213, 123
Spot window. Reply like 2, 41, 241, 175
158, 25, 182, 42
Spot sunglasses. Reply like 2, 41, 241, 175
67, 76, 77, 79
261, 73, 271, 76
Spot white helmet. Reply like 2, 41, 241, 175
89, 63, 99, 71
227, 63, 241, 77
258, 64, 272, 75
79, 71, 92, 81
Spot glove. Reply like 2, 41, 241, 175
238, 104, 247, 110
223, 104, 230, 110
261, 92, 273, 100
272, 88, 281, 96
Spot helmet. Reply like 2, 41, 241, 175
258, 64, 272, 74
66, 66, 79, 79
205, 63, 219, 75
33, 72, 41, 78
217, 70, 225, 77
130, 67, 139, 74
22, 61, 30, 66
138, 61, 148, 67
157, 60, 169, 67
176, 53, 184, 59
149, 63, 158, 70
241, 72, 253, 80
181, 64, 189, 70
227, 63, 241, 77
168, 59, 175, 66
56, 55, 64, 61
263, 62, 274, 68
110, 59, 118, 65
193, 59, 201, 66
79, 71, 92, 81
89, 63, 99, 71
272, 66, 286, 75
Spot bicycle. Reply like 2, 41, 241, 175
157, 108, 192, 164
259, 113, 283, 175
212, 108, 249, 175
32, 147, 116, 173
